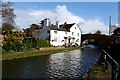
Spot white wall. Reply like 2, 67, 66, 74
50, 30, 68, 46
50, 24, 81, 46
70, 24, 81, 46
41, 19, 81, 46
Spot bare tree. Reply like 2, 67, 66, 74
1, 2, 16, 32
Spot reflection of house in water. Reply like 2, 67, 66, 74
24, 18, 82, 47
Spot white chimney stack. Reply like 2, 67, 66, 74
56, 21, 59, 28
44, 18, 50, 27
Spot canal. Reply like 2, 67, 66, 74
2, 46, 101, 79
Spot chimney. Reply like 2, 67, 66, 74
44, 18, 50, 27
56, 21, 59, 28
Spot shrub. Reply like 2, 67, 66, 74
3, 42, 13, 51
2, 42, 25, 52
36, 39, 50, 48
23, 38, 31, 49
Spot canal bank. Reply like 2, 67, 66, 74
83, 56, 112, 80
1, 47, 77, 61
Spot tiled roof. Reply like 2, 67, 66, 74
49, 26, 70, 32
49, 23, 75, 31
60, 23, 75, 29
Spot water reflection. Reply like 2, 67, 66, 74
47, 50, 82, 79
2, 49, 101, 79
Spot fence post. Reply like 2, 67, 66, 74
102, 49, 119, 80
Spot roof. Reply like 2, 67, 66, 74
49, 26, 70, 32
30, 24, 43, 29
25, 22, 76, 32
60, 23, 75, 29
49, 23, 75, 32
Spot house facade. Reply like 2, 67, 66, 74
24, 18, 82, 47
50, 23, 81, 47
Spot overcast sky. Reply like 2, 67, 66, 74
9, 2, 118, 34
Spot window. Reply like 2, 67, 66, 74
75, 27, 76, 29
47, 30, 50, 33
54, 38, 57, 42
51, 40, 54, 42
76, 39, 79, 42
61, 40, 64, 42
65, 32, 67, 35
54, 31, 57, 34
72, 32, 74, 36
78, 33, 79, 36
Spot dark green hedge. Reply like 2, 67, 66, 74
23, 38, 31, 49
24, 38, 50, 49
2, 42, 25, 52
36, 39, 50, 48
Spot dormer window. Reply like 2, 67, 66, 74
54, 31, 57, 34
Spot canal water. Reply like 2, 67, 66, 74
2, 47, 101, 79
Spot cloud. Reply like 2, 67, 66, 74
14, 5, 108, 34
78, 19, 109, 34
27, 5, 84, 24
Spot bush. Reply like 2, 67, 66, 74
2, 42, 25, 52
3, 42, 13, 51
23, 38, 50, 49
36, 39, 50, 48
23, 38, 31, 49
13, 42, 25, 52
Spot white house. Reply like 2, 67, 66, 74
45, 18, 81, 47
25, 18, 82, 47
49, 22, 81, 47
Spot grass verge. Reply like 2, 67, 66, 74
1, 47, 77, 61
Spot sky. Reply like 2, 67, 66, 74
11, 2, 118, 34
4, 0, 120, 2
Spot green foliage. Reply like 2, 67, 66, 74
1, 2, 25, 53
3, 31, 25, 52
4, 31, 24, 44
23, 38, 31, 49
3, 41, 25, 52
3, 42, 13, 51
23, 38, 50, 49
2, 23, 15, 32
36, 39, 50, 48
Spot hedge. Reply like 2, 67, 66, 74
36, 39, 50, 48
24, 38, 50, 49
23, 38, 31, 49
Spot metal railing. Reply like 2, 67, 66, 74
102, 49, 120, 80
